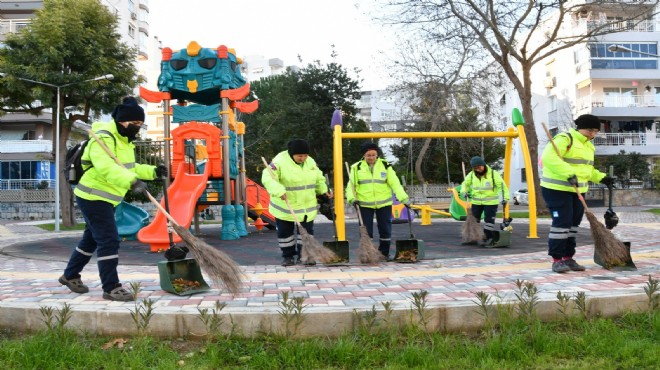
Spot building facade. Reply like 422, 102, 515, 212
0, 0, 152, 189
498, 2, 660, 195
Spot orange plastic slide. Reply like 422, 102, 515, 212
138, 163, 210, 252
244, 177, 275, 229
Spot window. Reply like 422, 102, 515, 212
128, 25, 135, 38
520, 168, 526, 182
549, 96, 557, 112
1, 161, 40, 180
589, 42, 658, 69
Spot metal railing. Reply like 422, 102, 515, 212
593, 133, 660, 147
576, 94, 660, 110
0, 179, 54, 190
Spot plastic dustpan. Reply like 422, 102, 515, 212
158, 258, 211, 295
394, 205, 424, 262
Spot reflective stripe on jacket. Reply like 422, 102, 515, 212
73, 121, 156, 206
345, 158, 408, 209
541, 128, 605, 193
261, 151, 328, 222
460, 166, 509, 205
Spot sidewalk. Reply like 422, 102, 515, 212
0, 207, 658, 337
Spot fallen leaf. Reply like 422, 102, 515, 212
101, 338, 128, 350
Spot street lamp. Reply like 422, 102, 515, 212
607, 44, 660, 57
0, 73, 114, 231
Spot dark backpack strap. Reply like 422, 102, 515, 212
562, 132, 573, 154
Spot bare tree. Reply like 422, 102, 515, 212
375, 0, 659, 211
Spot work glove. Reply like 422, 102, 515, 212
567, 175, 578, 187
164, 245, 189, 261
131, 180, 148, 194
402, 199, 411, 206
155, 165, 168, 179
350, 200, 360, 207
600, 175, 615, 189
501, 200, 508, 206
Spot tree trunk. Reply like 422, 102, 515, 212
519, 67, 547, 214
60, 123, 76, 227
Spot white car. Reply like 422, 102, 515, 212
513, 189, 528, 205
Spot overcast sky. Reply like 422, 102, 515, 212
147, 0, 395, 91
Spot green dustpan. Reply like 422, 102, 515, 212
158, 258, 211, 295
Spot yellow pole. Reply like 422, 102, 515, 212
503, 127, 514, 219
332, 124, 346, 240
511, 108, 538, 239
341, 131, 518, 139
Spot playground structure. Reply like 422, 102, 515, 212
329, 108, 537, 241
130, 41, 274, 252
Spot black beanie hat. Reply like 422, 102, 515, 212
111, 96, 145, 123
287, 139, 310, 155
574, 114, 601, 130
470, 156, 486, 167
360, 142, 379, 155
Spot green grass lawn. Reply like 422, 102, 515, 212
0, 311, 657, 369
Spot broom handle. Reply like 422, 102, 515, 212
85, 129, 182, 227
461, 162, 471, 211
344, 161, 366, 226
260, 157, 304, 228
540, 122, 590, 212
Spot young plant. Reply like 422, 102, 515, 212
353, 305, 378, 334
197, 300, 227, 340
643, 274, 659, 314
128, 298, 155, 336
514, 279, 539, 322
381, 301, 394, 328
38, 303, 73, 333
409, 290, 431, 331
473, 291, 494, 331
574, 291, 589, 320
556, 291, 572, 320
277, 291, 307, 338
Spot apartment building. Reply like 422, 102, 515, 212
0, 0, 152, 189
498, 2, 660, 195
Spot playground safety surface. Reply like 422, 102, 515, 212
0, 207, 658, 337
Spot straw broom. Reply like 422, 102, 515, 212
461, 162, 485, 244
261, 157, 338, 264
345, 162, 383, 264
83, 127, 244, 294
541, 123, 629, 268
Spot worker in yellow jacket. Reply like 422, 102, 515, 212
262, 139, 332, 266
346, 142, 409, 260
460, 156, 510, 246
59, 97, 165, 301
541, 114, 613, 273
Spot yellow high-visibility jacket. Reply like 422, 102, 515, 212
541, 128, 605, 193
262, 151, 328, 222
346, 158, 408, 208
460, 166, 509, 205
74, 121, 156, 206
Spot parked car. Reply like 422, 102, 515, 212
513, 189, 528, 205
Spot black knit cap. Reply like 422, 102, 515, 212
360, 142, 379, 155
111, 96, 145, 123
287, 139, 310, 155
574, 114, 601, 130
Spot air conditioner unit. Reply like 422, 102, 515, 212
130, 12, 137, 20
544, 77, 556, 88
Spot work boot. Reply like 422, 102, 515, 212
478, 238, 493, 247
281, 256, 295, 266
563, 258, 586, 271
58, 275, 89, 294
102, 284, 135, 302
552, 260, 570, 273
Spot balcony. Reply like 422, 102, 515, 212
0, 19, 31, 40
585, 19, 660, 33
594, 133, 660, 155
576, 94, 660, 117
0, 140, 52, 154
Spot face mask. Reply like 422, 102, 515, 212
116, 122, 141, 141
